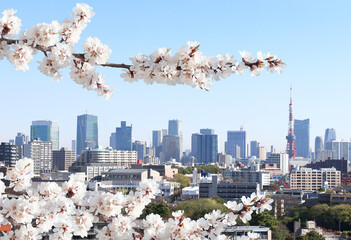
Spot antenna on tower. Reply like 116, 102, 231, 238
286, 86, 296, 158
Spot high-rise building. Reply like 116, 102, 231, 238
133, 141, 146, 161
294, 119, 310, 158
168, 119, 183, 156
113, 121, 132, 151
71, 140, 76, 152
52, 147, 76, 171
152, 130, 162, 147
24, 139, 52, 175
76, 114, 98, 156
31, 120, 59, 150
250, 141, 259, 157
162, 135, 180, 162
191, 131, 218, 164
15, 132, 29, 146
324, 128, 336, 151
265, 153, 289, 175
200, 129, 215, 135
331, 141, 350, 160
0, 142, 20, 167
315, 136, 324, 160
109, 132, 116, 149
225, 130, 246, 159
258, 146, 267, 160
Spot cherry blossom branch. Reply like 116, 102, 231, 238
0, 3, 285, 100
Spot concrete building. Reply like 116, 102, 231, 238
78, 148, 137, 167
305, 158, 349, 174
0, 142, 20, 167
131, 164, 178, 179
199, 175, 260, 201
222, 170, 270, 188
52, 147, 76, 171
222, 226, 271, 240
264, 153, 289, 175
31, 120, 59, 150
23, 140, 52, 175
217, 153, 233, 167
143, 155, 160, 165
258, 146, 267, 160
290, 167, 341, 190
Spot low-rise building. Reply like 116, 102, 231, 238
222, 226, 271, 240
222, 170, 270, 188
131, 164, 178, 179
290, 167, 341, 191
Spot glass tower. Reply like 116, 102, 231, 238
294, 119, 310, 158
30, 120, 59, 150
225, 131, 246, 158
76, 114, 98, 156
115, 121, 132, 151
191, 130, 218, 164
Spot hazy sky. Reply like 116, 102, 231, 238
1, 0, 351, 152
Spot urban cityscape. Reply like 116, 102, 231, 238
1, 87, 351, 239
1, 0, 351, 239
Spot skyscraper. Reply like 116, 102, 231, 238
200, 129, 214, 135
76, 114, 98, 156
324, 128, 336, 151
162, 135, 180, 162
15, 132, 29, 146
225, 130, 246, 159
152, 130, 162, 147
191, 130, 218, 164
30, 120, 59, 150
250, 141, 259, 157
315, 136, 323, 160
53, 147, 76, 171
133, 141, 146, 161
294, 119, 310, 158
114, 121, 132, 151
168, 119, 183, 155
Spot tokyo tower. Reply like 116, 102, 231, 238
286, 87, 296, 158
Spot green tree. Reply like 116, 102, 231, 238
250, 211, 279, 229
309, 204, 331, 228
141, 201, 172, 219
177, 167, 193, 175
212, 196, 226, 204
297, 231, 325, 240
197, 165, 221, 174
171, 173, 191, 189
330, 205, 351, 230
176, 198, 228, 220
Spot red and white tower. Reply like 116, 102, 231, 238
286, 87, 296, 158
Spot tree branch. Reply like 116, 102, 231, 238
0, 38, 132, 70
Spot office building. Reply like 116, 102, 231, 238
191, 130, 218, 164
71, 140, 76, 152
314, 136, 323, 160
290, 167, 341, 190
168, 119, 183, 156
258, 146, 267, 160
264, 153, 289, 175
200, 129, 214, 135
294, 119, 310, 158
15, 132, 29, 146
24, 139, 52, 175
133, 141, 146, 161
306, 158, 349, 174
152, 130, 162, 147
162, 135, 180, 162
324, 128, 336, 151
331, 141, 350, 160
76, 114, 98, 156
52, 147, 76, 171
217, 153, 232, 166
222, 170, 270, 188
250, 141, 259, 158
0, 142, 20, 167
113, 121, 132, 151
31, 120, 59, 150
225, 130, 246, 159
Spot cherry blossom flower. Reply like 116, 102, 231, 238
0, 9, 21, 38
82, 37, 111, 65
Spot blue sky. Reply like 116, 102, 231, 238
1, 0, 351, 152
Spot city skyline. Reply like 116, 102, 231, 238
1, 1, 351, 153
